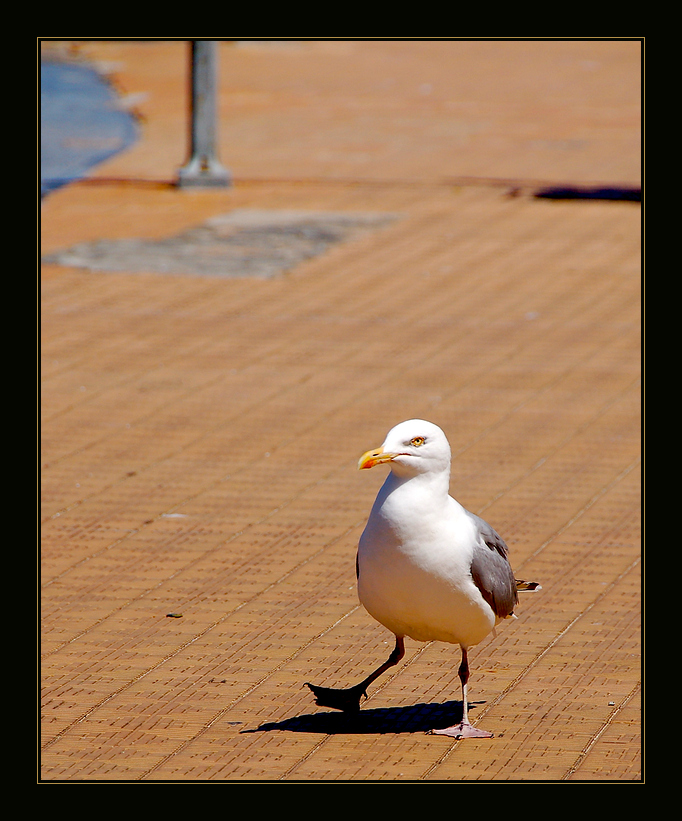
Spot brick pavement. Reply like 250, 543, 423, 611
40, 40, 641, 781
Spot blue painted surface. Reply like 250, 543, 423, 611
41, 61, 139, 196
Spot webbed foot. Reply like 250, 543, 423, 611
431, 721, 493, 739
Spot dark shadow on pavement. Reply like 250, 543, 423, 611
241, 699, 488, 736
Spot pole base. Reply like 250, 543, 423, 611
177, 156, 231, 189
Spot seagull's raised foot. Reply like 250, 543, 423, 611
305, 682, 368, 713
431, 721, 493, 739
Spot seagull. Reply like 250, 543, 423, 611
306, 419, 540, 739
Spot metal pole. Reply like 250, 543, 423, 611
177, 40, 231, 188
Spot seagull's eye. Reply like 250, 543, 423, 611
410, 437, 426, 447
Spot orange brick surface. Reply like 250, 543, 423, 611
40, 40, 641, 781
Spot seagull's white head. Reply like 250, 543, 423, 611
358, 419, 451, 477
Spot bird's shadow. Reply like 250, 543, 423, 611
241, 699, 485, 736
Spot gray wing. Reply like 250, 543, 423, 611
467, 512, 518, 619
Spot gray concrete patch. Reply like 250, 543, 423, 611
42, 209, 398, 278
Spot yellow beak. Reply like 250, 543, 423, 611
358, 446, 396, 470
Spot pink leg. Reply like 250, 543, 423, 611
431, 646, 493, 739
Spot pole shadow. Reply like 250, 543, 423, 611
241, 699, 486, 736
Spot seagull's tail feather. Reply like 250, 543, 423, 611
515, 579, 541, 592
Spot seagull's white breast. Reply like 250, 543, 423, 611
357, 476, 495, 646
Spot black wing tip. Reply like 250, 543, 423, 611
515, 580, 541, 592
